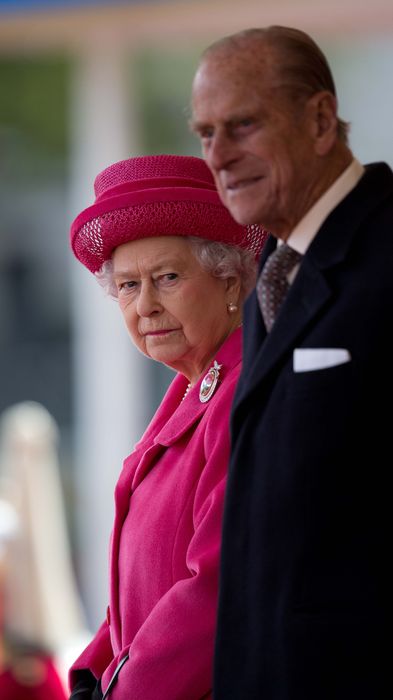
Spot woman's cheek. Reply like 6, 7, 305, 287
118, 294, 133, 312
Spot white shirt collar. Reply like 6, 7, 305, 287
286, 159, 365, 255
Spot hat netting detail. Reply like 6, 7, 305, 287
73, 201, 267, 273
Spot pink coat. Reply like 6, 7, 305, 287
70, 328, 242, 699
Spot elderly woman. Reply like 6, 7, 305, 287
68, 155, 266, 700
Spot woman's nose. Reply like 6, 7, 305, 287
136, 282, 161, 317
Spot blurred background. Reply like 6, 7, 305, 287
0, 0, 393, 690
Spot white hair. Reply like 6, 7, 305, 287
95, 236, 257, 301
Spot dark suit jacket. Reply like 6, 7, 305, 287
214, 163, 392, 699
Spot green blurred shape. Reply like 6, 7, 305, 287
0, 56, 69, 179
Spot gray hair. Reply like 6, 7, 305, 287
95, 237, 257, 301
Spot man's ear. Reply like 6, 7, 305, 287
307, 90, 339, 156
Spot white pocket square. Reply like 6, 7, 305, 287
293, 348, 351, 373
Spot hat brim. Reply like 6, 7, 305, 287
71, 187, 267, 273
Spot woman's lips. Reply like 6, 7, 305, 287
143, 329, 180, 336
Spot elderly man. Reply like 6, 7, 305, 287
191, 26, 391, 699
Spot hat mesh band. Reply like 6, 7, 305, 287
73, 200, 267, 273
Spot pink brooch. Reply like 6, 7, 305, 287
199, 361, 222, 403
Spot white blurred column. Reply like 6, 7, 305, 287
68, 41, 149, 629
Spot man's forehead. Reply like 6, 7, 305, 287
191, 58, 273, 124
193, 45, 275, 98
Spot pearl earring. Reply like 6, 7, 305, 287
228, 302, 238, 313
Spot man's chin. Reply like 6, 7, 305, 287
219, 190, 263, 226
224, 202, 264, 227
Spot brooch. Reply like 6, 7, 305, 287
199, 360, 222, 403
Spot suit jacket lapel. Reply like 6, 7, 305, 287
235, 256, 331, 409
116, 327, 243, 495
235, 162, 393, 411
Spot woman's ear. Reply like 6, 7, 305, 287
225, 275, 242, 304
307, 91, 339, 156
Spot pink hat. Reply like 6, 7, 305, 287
70, 154, 268, 273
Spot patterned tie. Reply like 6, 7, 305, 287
257, 243, 302, 331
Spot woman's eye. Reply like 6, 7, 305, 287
161, 273, 178, 283
118, 280, 137, 293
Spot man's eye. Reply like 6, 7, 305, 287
235, 118, 253, 130
199, 128, 214, 140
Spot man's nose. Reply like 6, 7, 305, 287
205, 131, 240, 172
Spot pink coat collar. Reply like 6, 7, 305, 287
135, 326, 242, 449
